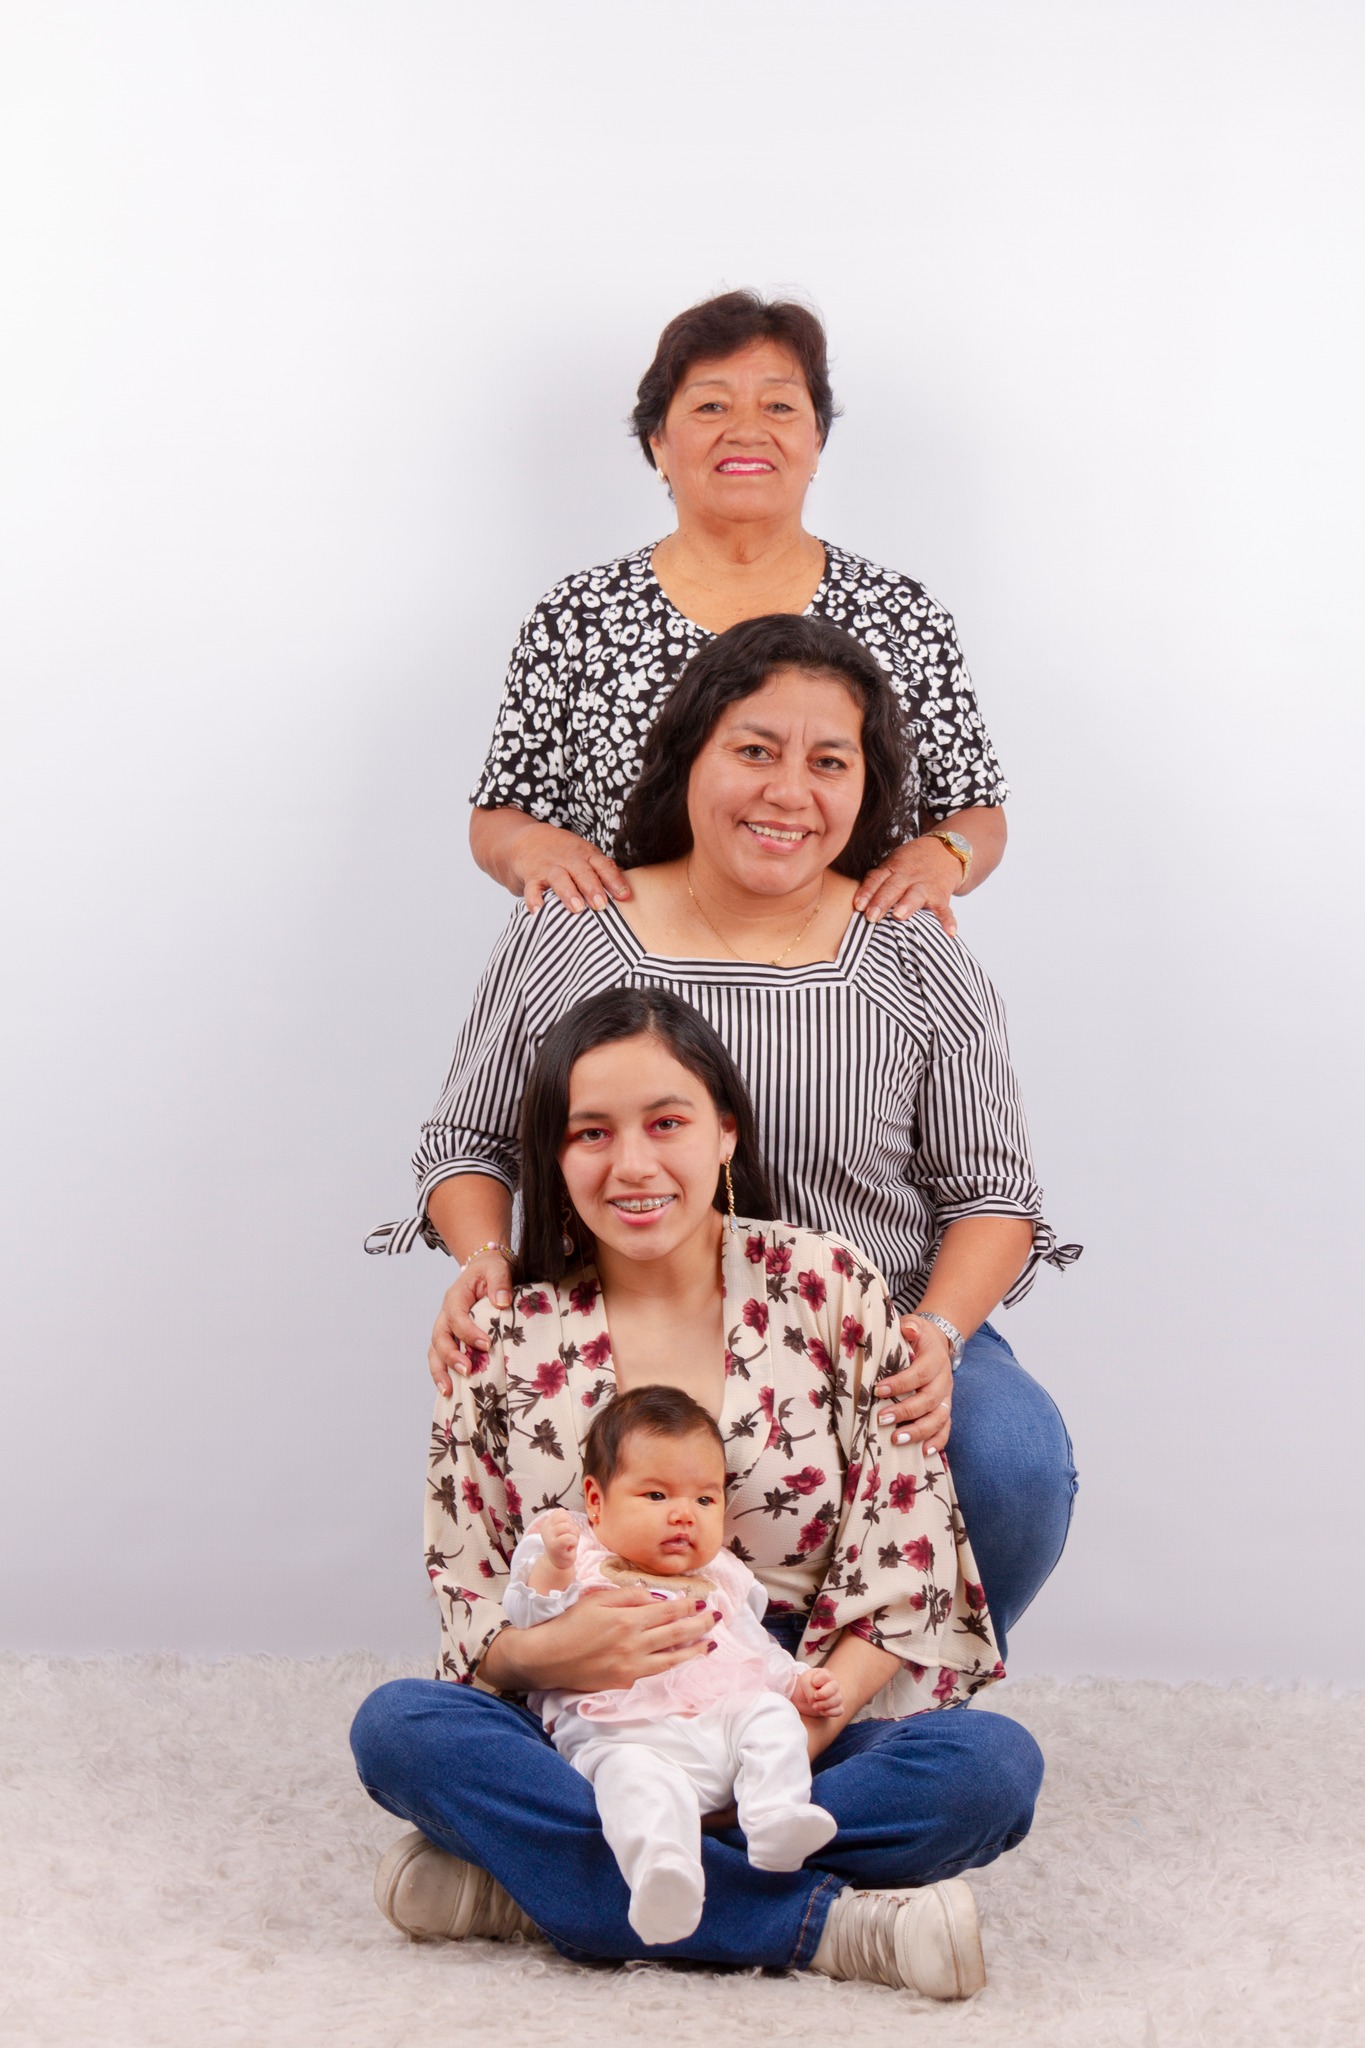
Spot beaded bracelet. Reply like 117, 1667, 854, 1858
461, 1240, 514, 1270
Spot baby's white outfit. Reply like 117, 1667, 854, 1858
504, 1514, 837, 1945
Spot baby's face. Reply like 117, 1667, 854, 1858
591, 1428, 727, 1576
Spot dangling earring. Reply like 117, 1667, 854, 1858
560, 1197, 577, 1261
723, 1156, 737, 1234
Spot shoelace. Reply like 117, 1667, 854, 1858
822, 1887, 912, 1989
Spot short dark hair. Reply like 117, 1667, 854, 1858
582, 1384, 725, 1490
516, 986, 777, 1286
614, 614, 914, 879
631, 290, 840, 467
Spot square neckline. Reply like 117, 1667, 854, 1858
595, 896, 875, 985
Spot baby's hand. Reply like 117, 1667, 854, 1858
792, 1668, 844, 1718
537, 1510, 580, 1572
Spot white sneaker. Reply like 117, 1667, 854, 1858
810, 1879, 985, 1999
374, 1829, 541, 1943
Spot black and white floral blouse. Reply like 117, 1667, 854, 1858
425, 1220, 1004, 1722
469, 541, 1008, 850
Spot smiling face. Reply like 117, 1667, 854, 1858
648, 338, 822, 528
685, 666, 867, 899
583, 1426, 727, 1576
558, 1033, 735, 1266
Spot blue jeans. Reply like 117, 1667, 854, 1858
946, 1322, 1078, 1660
350, 1679, 1043, 1967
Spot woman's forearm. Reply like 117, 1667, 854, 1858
469, 806, 536, 894
477, 1619, 544, 1692
426, 1173, 514, 1263
477, 1606, 594, 1692
916, 1215, 1034, 1336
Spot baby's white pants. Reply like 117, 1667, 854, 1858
554, 1694, 838, 1946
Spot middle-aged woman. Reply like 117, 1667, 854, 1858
467, 288, 1007, 937
368, 613, 1079, 1659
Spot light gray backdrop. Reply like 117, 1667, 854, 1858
3, 0, 1362, 1681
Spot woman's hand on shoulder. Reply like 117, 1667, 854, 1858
853, 835, 963, 935
509, 819, 633, 916
874, 1316, 955, 1454
428, 1252, 514, 1395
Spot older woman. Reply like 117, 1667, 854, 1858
369, 614, 1079, 1656
468, 289, 1006, 937
353, 987, 1041, 1994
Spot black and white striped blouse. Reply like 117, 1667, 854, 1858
368, 900, 1077, 1312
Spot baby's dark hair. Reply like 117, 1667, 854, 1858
582, 1386, 726, 1489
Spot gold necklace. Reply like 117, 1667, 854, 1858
686, 863, 825, 968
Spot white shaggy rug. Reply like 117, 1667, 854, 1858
1, 1658, 1361, 2048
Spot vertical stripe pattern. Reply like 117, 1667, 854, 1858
367, 901, 1078, 1308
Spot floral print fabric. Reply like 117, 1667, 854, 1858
426, 1221, 1004, 1722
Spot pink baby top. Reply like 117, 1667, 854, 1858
504, 1514, 809, 1732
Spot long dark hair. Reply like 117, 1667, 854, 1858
516, 987, 776, 1285
631, 289, 840, 466
614, 613, 914, 879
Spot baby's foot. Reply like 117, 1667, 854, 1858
628, 1855, 705, 1946
743, 1802, 839, 1873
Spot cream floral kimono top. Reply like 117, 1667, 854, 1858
426, 1221, 1004, 1721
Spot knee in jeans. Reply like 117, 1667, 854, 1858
960, 1714, 1044, 1838
349, 1677, 426, 1780
987, 1715, 1044, 1830
1007, 1430, 1078, 1519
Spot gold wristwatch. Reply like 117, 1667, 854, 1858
926, 829, 973, 883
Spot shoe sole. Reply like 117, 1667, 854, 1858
374, 1826, 437, 1933
934, 1879, 986, 1997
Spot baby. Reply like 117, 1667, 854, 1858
504, 1384, 844, 1946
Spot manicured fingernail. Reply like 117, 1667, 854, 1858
712, 1609, 722, 1622
695, 1598, 707, 1611
879, 1410, 896, 1427
706, 1641, 717, 1654
591, 895, 606, 910
894, 1430, 913, 1446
